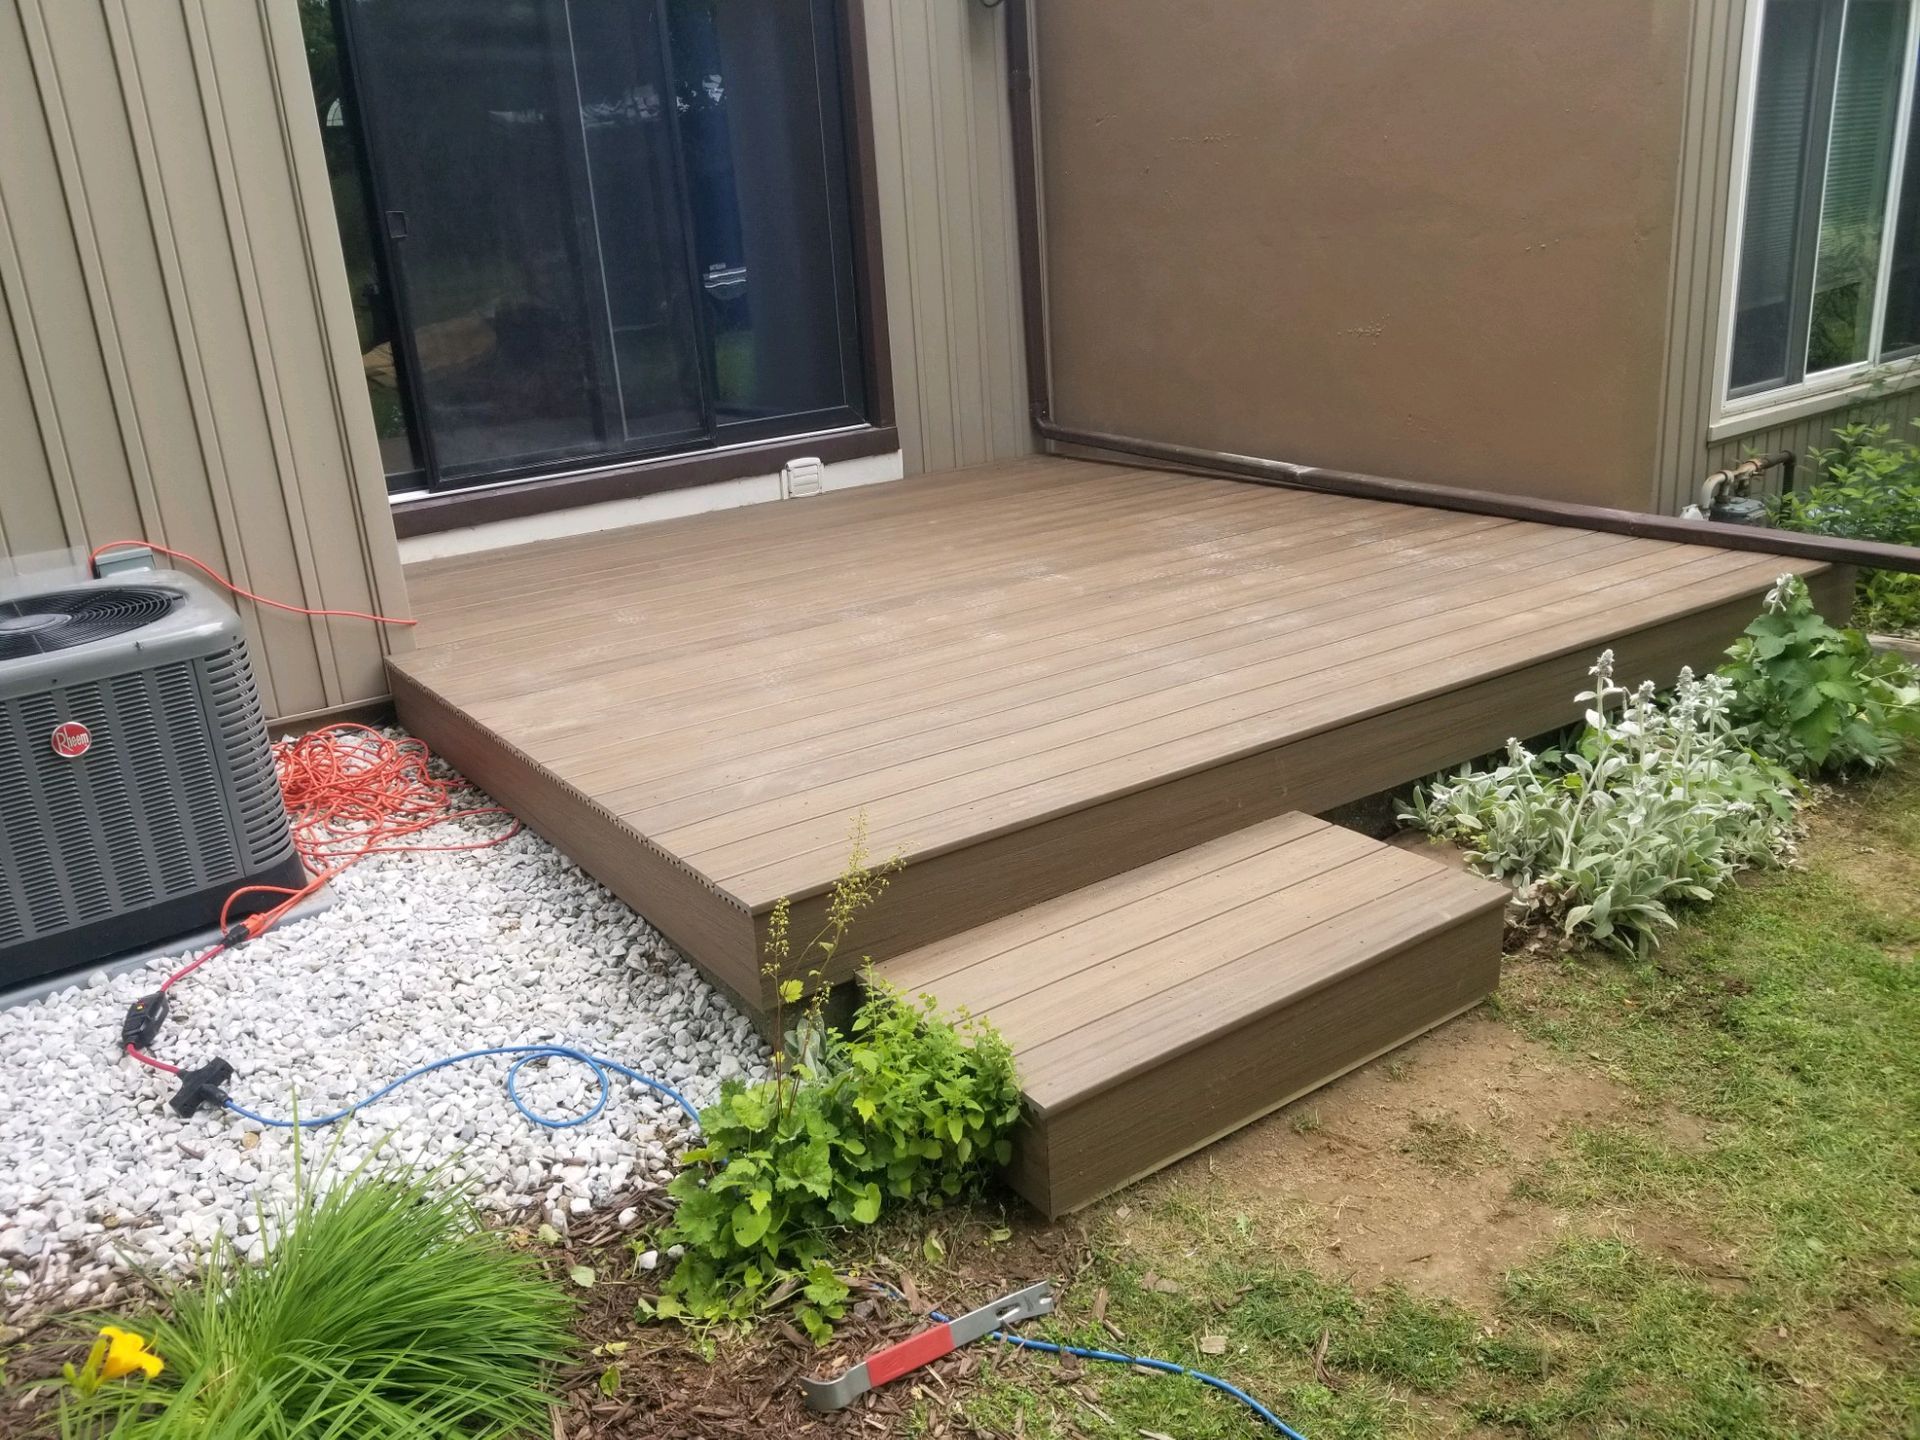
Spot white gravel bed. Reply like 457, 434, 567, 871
0, 795, 770, 1316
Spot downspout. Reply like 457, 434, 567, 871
1000, 0, 1920, 577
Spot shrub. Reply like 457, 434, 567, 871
1402, 653, 1800, 955
653, 822, 1021, 1338
1769, 420, 1920, 634
656, 981, 1021, 1338
56, 1164, 573, 1440
1775, 421, 1920, 544
1720, 573, 1920, 774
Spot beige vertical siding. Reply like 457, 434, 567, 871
1705, 388, 1920, 490
1653, 0, 1748, 514
1654, 0, 1915, 509
864, 0, 1031, 475
0, 0, 1022, 726
0, 0, 407, 723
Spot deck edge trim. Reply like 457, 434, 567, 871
1036, 992, 1495, 1217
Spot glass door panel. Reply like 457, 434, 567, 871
343, 0, 620, 479
668, 0, 864, 431
566, 0, 708, 449
333, 0, 866, 489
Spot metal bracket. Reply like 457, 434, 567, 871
799, 1281, 1055, 1412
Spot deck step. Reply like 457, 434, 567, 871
870, 813, 1507, 1217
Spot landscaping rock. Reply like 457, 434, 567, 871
0, 781, 770, 1315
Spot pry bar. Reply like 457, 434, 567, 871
799, 1281, 1055, 1413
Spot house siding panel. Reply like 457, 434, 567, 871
865, 0, 1031, 476
1032, 0, 1695, 511
0, 0, 408, 723
0, 2, 1025, 718
1705, 387, 1920, 492
1655, 0, 1918, 509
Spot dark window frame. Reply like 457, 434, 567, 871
318, 0, 894, 532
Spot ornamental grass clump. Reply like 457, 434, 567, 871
56, 1163, 573, 1440
1403, 652, 1801, 955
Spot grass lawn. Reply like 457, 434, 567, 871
925, 763, 1919, 1439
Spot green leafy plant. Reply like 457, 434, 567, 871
55, 1160, 573, 1440
1719, 573, 1920, 774
658, 982, 1021, 1338
1770, 420, 1920, 634
654, 830, 1021, 1338
1403, 652, 1801, 955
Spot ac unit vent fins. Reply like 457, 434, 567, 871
0, 586, 181, 660
0, 646, 294, 950
203, 642, 296, 870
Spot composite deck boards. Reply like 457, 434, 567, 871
872, 813, 1509, 1215
391, 457, 1836, 1015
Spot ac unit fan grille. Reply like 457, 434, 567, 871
0, 587, 181, 661
0, 640, 297, 952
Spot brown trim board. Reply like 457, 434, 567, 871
1016, 919, 1502, 1217
838, 0, 897, 433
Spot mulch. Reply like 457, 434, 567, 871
553, 1199, 1097, 1439
0, 1194, 1099, 1440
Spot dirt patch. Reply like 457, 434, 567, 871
1128, 1011, 1643, 1313
1805, 778, 1920, 927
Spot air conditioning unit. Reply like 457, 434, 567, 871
0, 567, 304, 990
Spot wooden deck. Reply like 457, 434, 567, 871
390, 457, 1836, 1019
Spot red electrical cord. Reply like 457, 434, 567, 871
124, 726, 522, 1072
88, 540, 416, 627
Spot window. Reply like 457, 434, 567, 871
305, 0, 869, 494
1727, 0, 1920, 404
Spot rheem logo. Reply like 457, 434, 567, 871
50, 721, 92, 759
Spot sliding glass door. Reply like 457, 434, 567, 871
329, 0, 865, 490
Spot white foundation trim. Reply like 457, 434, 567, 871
396, 450, 906, 563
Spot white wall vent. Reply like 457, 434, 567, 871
781, 456, 825, 499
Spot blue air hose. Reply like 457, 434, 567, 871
224, 1057, 1305, 1437
220, 1043, 701, 1130
894, 1283, 1308, 1440
943, 1317, 1311, 1440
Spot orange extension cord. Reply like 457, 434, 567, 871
87, 539, 417, 627
126, 728, 522, 1073
89, 542, 520, 1072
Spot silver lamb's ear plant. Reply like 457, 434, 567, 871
1401, 648, 1803, 955
1762, 573, 1799, 613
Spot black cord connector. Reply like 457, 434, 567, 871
120, 992, 170, 1051
169, 1058, 235, 1118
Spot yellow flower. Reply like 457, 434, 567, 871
64, 1325, 164, 1393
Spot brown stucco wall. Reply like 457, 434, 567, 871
1035, 0, 1694, 510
